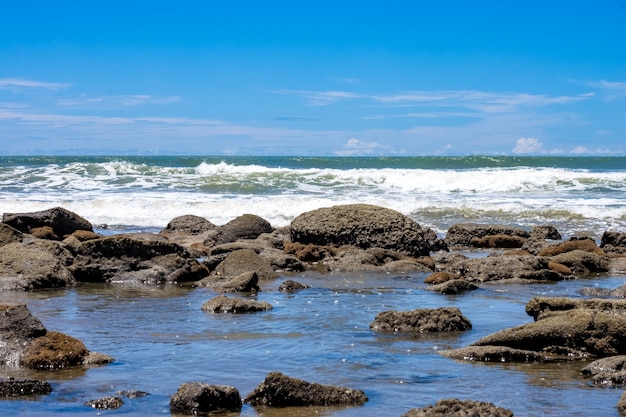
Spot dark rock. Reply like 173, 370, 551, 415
86, 396, 124, 410
290, 204, 436, 257
549, 250, 610, 275
201, 295, 272, 313
278, 280, 310, 292
71, 234, 208, 284
283, 242, 338, 262
401, 398, 514, 417
117, 390, 150, 398
426, 279, 479, 295
530, 225, 561, 240
440, 345, 553, 363
526, 297, 626, 321
370, 307, 472, 334
0, 378, 52, 397
211, 249, 278, 281
20, 331, 89, 369
601, 231, 626, 255
0, 242, 76, 290
2, 207, 93, 239
0, 223, 23, 247
244, 371, 367, 407
210, 214, 273, 245
1, 304, 47, 366
160, 214, 217, 235
170, 382, 242, 414
520, 238, 550, 256
444, 223, 529, 248
199, 271, 260, 293
472, 308, 626, 357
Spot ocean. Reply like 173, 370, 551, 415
1, 155, 626, 416
1, 155, 625, 238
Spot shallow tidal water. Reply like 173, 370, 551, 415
2, 268, 626, 416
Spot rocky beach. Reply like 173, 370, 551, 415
2, 203, 626, 416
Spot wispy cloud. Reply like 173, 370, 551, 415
334, 138, 388, 156
56, 94, 182, 108
0, 78, 71, 91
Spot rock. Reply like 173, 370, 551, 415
117, 390, 150, 398
210, 214, 273, 246
30, 226, 58, 240
0, 223, 23, 247
582, 355, 626, 386
211, 249, 278, 281
0, 378, 52, 397
199, 271, 260, 292
290, 204, 436, 257
283, 242, 338, 262
538, 237, 606, 257
424, 271, 461, 284
83, 351, 115, 367
71, 234, 208, 284
525, 297, 626, 320
530, 225, 561, 240
0, 242, 76, 290
170, 382, 242, 414
440, 345, 553, 363
472, 308, 626, 357
370, 307, 472, 334
160, 215, 217, 235
579, 283, 626, 298
471, 234, 526, 249
201, 295, 272, 313
2, 207, 93, 239
600, 231, 626, 255
619, 391, 626, 417
86, 396, 124, 410
444, 223, 529, 248
401, 398, 514, 417
278, 280, 310, 292
610, 258, 626, 274
70, 230, 101, 242
549, 250, 610, 274
0, 304, 47, 366
426, 279, 479, 295
244, 372, 368, 407
20, 331, 89, 369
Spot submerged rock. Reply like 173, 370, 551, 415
278, 280, 310, 292
582, 355, 626, 387
0, 378, 52, 398
85, 396, 124, 410
440, 345, 553, 363
402, 398, 514, 417
526, 297, 626, 320
201, 295, 272, 313
170, 382, 242, 414
244, 371, 368, 407
370, 307, 472, 334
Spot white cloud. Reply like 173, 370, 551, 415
334, 138, 386, 156
0, 78, 70, 91
56, 94, 181, 108
512, 137, 543, 154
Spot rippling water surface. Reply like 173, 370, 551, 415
2, 269, 625, 416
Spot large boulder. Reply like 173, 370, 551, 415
209, 214, 273, 246
402, 398, 514, 417
444, 223, 529, 248
290, 204, 439, 257
0, 242, 76, 290
170, 382, 242, 414
601, 231, 626, 255
370, 307, 472, 334
71, 235, 208, 284
549, 250, 610, 275
538, 237, 606, 257
210, 249, 278, 281
0, 304, 46, 366
2, 207, 93, 239
160, 215, 217, 235
244, 372, 368, 407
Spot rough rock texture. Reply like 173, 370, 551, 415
471, 234, 527, 249
0, 304, 47, 366
425, 279, 479, 295
424, 271, 461, 284
401, 398, 514, 417
210, 249, 278, 281
2, 207, 93, 238
440, 345, 552, 363
530, 225, 561, 240
0, 242, 76, 290
472, 308, 626, 357
582, 355, 626, 386
0, 223, 23, 247
20, 331, 89, 369
548, 250, 610, 275
0, 378, 53, 397
526, 297, 626, 320
444, 223, 530, 248
538, 237, 606, 257
86, 396, 124, 410
244, 372, 368, 407
170, 382, 242, 414
278, 280, 311, 292
290, 204, 439, 257
619, 391, 626, 417
210, 214, 273, 246
370, 307, 472, 334
199, 271, 260, 292
71, 234, 208, 284
160, 215, 217, 235
601, 231, 626, 255
201, 295, 272, 313
579, 283, 626, 298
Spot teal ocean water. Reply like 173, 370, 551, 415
1, 156, 626, 416
1, 155, 625, 237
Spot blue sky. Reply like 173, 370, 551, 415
1, 1, 625, 156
